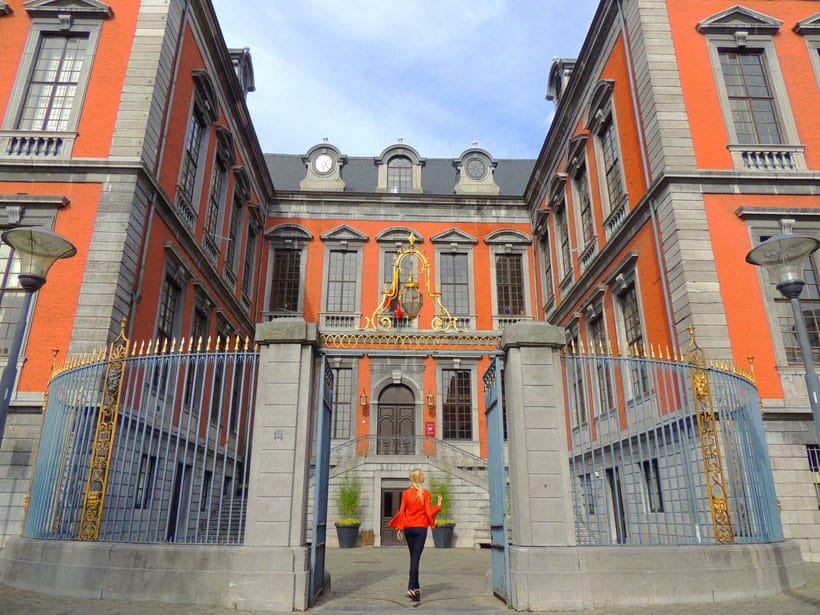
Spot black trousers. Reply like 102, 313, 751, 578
404, 526, 427, 591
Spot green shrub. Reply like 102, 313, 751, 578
336, 473, 361, 526
428, 472, 454, 526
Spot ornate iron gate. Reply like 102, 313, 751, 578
310, 355, 333, 604
483, 355, 510, 603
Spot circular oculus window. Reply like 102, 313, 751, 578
465, 157, 487, 180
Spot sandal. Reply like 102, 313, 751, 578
406, 589, 416, 600
412, 589, 421, 602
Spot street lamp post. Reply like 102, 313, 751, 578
746, 233, 820, 444
0, 226, 76, 446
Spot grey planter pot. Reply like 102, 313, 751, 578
432, 524, 455, 548
335, 523, 360, 548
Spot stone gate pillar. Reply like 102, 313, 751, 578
502, 321, 580, 609
503, 322, 574, 547
242, 319, 318, 611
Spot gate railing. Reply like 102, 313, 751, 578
563, 332, 781, 547
25, 328, 259, 545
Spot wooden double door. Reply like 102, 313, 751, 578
376, 384, 416, 455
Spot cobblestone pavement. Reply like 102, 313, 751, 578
0, 547, 818, 614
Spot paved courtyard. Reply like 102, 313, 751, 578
0, 547, 818, 614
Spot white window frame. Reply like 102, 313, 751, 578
319, 224, 367, 329
738, 211, 820, 376
375, 227, 422, 328
486, 229, 533, 329
330, 358, 358, 441
567, 134, 597, 272
437, 359, 478, 450
795, 13, 820, 90
0, 196, 67, 404
606, 253, 649, 402
375, 144, 424, 193
1, 1, 112, 159
698, 6, 804, 171
585, 80, 628, 239
264, 224, 312, 320
432, 228, 477, 331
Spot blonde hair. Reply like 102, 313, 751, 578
409, 468, 424, 502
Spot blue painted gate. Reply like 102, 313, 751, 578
482, 355, 510, 603
310, 356, 333, 604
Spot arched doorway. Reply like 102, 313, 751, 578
376, 384, 415, 455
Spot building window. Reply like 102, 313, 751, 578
331, 366, 353, 440
440, 252, 469, 316
178, 106, 207, 209
495, 253, 525, 317
642, 458, 664, 513
0, 242, 26, 366
431, 228, 477, 329
382, 247, 413, 320
4, 3, 109, 134
326, 249, 357, 313
135, 454, 156, 510
17, 34, 90, 131
269, 249, 301, 313
442, 368, 472, 440
184, 298, 209, 409
537, 228, 554, 310
567, 325, 588, 427
766, 238, 820, 364
486, 229, 532, 327
586, 80, 627, 232
242, 223, 258, 300
204, 158, 227, 247
699, 7, 804, 170
599, 115, 625, 211
387, 156, 412, 193
155, 270, 184, 390
157, 273, 182, 346
587, 310, 615, 415
718, 50, 781, 145
618, 280, 649, 397
267, 224, 312, 318
807, 445, 820, 510
225, 194, 243, 277
555, 205, 572, 282
573, 163, 595, 248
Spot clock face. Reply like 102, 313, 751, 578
466, 158, 487, 180
314, 154, 334, 174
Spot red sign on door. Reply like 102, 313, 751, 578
425, 421, 435, 437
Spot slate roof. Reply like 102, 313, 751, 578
265, 153, 535, 197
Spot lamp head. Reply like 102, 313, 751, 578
746, 233, 820, 299
400, 275, 422, 320
1, 226, 77, 292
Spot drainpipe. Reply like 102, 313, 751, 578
616, 0, 678, 347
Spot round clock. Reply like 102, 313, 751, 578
314, 153, 334, 174
466, 157, 487, 180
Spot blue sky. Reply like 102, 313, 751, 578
211, 1, 599, 159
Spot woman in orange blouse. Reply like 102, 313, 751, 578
389, 467, 441, 602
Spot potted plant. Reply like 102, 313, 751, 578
335, 473, 361, 548
428, 472, 455, 548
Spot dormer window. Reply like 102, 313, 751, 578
375, 144, 424, 193
387, 156, 412, 193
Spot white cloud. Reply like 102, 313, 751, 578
211, 0, 598, 158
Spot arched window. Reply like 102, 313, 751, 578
387, 156, 412, 193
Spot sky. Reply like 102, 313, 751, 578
210, 1, 600, 160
